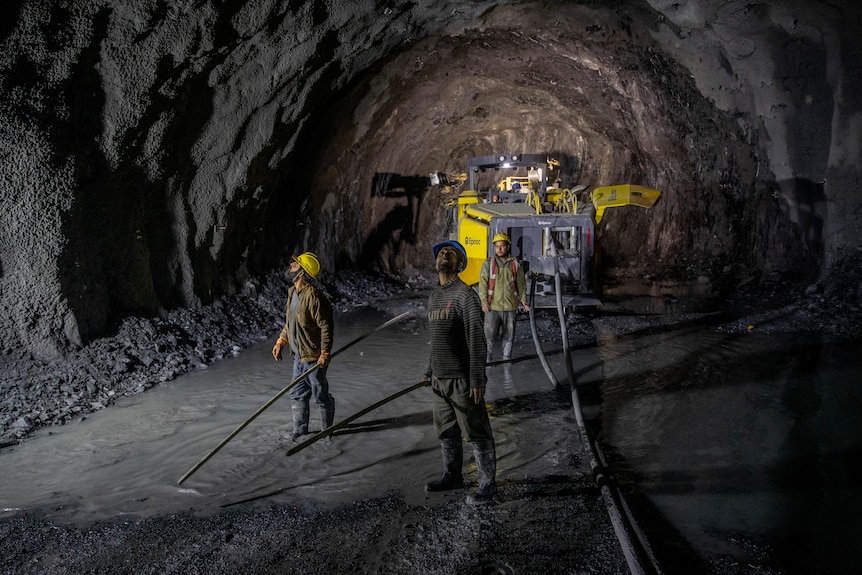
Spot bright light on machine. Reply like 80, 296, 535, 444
429, 172, 449, 186
498, 155, 506, 162
501, 163, 511, 168
512, 155, 519, 161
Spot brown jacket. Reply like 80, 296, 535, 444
278, 283, 334, 363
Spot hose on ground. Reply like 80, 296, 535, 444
528, 241, 661, 575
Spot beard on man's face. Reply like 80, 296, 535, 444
436, 258, 457, 274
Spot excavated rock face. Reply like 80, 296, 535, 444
1, 0, 860, 359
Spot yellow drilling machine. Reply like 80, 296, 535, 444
432, 153, 662, 310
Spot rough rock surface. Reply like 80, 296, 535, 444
2, 486, 632, 575
2, 0, 860, 362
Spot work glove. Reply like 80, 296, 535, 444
272, 336, 288, 362
317, 349, 331, 368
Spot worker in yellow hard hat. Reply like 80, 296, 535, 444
479, 232, 529, 363
271, 251, 335, 440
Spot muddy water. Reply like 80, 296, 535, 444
2, 304, 859, 573
0, 307, 578, 524
588, 320, 862, 573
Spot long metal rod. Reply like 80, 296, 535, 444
286, 379, 429, 456
177, 311, 411, 485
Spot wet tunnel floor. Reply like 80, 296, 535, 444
0, 307, 631, 574
2, 304, 861, 574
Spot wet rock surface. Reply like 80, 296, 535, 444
0, 270, 418, 446
1, 262, 861, 574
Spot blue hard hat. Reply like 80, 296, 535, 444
433, 240, 467, 272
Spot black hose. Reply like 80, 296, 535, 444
527, 273, 560, 388
537, 241, 660, 575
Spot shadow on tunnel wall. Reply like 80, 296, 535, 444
54, 7, 164, 343
257, 30, 345, 273
358, 172, 430, 272
0, 0, 23, 43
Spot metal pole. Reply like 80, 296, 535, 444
286, 379, 429, 456
177, 311, 411, 485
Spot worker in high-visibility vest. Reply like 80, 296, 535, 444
478, 232, 529, 363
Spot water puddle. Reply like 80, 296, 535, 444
2, 303, 859, 573
589, 323, 862, 572
0, 307, 576, 523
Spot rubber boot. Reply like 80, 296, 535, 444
291, 400, 310, 440
467, 440, 497, 505
502, 341, 513, 361
320, 395, 335, 431
425, 438, 464, 492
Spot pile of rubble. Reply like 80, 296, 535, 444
0, 270, 417, 446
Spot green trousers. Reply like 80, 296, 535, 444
431, 376, 494, 442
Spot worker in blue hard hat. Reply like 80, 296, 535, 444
423, 240, 497, 505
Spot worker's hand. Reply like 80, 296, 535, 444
422, 374, 433, 387
481, 303, 489, 313
469, 387, 485, 404
317, 349, 331, 368
272, 337, 288, 361
522, 303, 530, 313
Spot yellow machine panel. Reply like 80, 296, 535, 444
590, 184, 662, 223
458, 214, 489, 285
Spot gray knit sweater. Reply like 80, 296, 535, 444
426, 277, 487, 388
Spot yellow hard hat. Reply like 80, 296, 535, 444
492, 232, 511, 244
292, 252, 321, 279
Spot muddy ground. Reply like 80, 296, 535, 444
1, 261, 861, 574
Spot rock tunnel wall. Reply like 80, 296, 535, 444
0, 0, 859, 360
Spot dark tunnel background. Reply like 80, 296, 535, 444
0, 0, 858, 364
1, 3, 861, 573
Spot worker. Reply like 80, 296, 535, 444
424, 240, 498, 505
478, 232, 529, 363
271, 251, 335, 440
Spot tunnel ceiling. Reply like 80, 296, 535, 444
1, 0, 859, 359
300, 3, 758, 285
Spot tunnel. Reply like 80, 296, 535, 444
1, 0, 861, 572
1, 0, 859, 363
